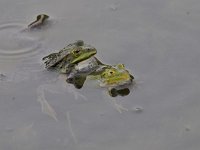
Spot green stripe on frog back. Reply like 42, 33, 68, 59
71, 50, 97, 64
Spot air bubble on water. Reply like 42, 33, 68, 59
184, 125, 191, 131
0, 22, 42, 60
108, 3, 120, 11
132, 106, 144, 113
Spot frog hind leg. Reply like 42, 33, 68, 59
42, 53, 60, 68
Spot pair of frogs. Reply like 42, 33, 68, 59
28, 15, 134, 96
42, 40, 134, 97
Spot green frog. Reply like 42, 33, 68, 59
96, 64, 134, 97
42, 40, 97, 74
28, 14, 49, 29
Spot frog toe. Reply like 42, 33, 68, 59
108, 88, 118, 97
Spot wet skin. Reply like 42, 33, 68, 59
42, 41, 134, 97
66, 57, 107, 89
42, 40, 97, 72
96, 64, 134, 97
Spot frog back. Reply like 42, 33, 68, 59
42, 44, 74, 68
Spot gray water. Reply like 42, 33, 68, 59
1, 0, 200, 150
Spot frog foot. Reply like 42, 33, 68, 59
117, 88, 130, 96
66, 75, 87, 89
108, 88, 118, 97
108, 88, 130, 97
42, 53, 59, 68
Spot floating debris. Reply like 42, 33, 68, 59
28, 14, 49, 29
132, 106, 144, 113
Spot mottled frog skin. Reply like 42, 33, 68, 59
42, 40, 97, 73
65, 58, 134, 95
42, 40, 134, 97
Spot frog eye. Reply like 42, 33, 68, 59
74, 49, 80, 53
73, 49, 81, 55
109, 70, 116, 75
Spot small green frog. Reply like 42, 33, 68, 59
97, 64, 134, 97
28, 14, 49, 29
42, 40, 97, 74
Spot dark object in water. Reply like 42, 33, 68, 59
66, 75, 86, 89
28, 14, 49, 29
117, 88, 130, 96
109, 88, 130, 97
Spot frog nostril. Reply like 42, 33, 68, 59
66, 77, 74, 83
74, 50, 80, 53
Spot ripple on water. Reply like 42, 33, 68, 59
0, 22, 43, 61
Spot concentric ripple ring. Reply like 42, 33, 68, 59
0, 22, 42, 60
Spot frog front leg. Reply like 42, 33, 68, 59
108, 87, 130, 97
66, 72, 86, 89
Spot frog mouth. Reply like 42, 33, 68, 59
71, 50, 97, 64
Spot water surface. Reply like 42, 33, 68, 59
1, 0, 200, 150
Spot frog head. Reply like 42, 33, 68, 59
58, 42, 97, 73
99, 64, 133, 87
70, 43, 97, 64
